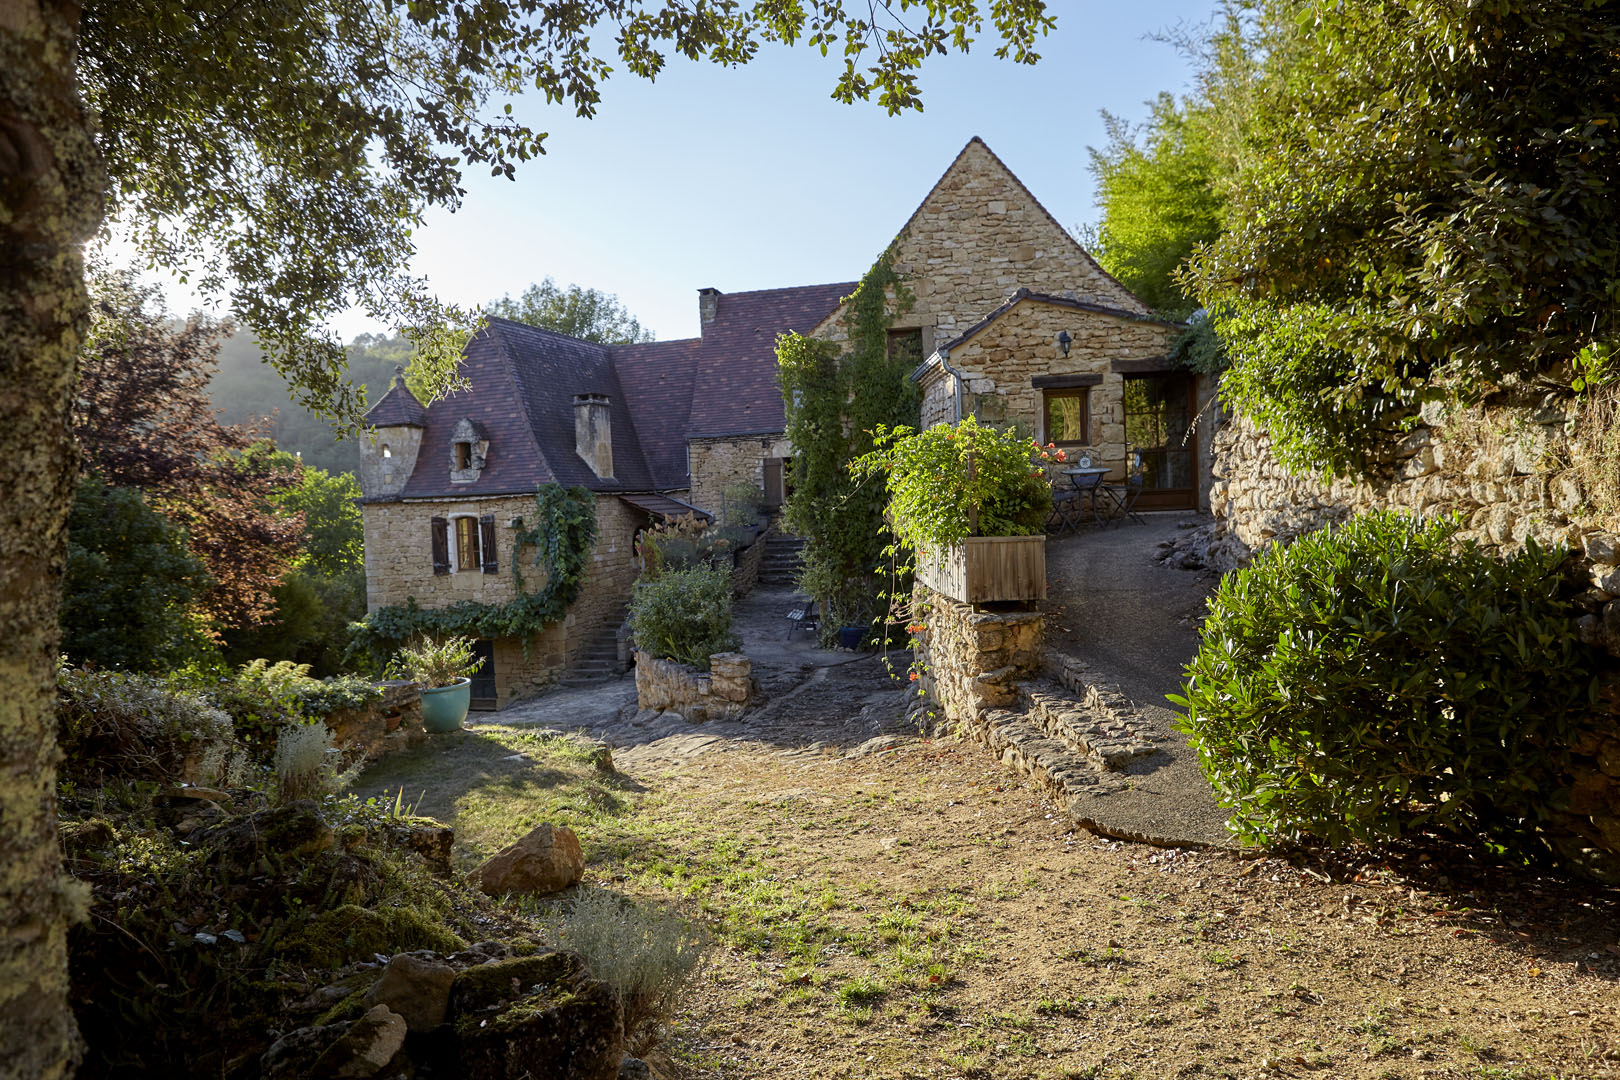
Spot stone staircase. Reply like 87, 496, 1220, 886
956, 649, 1163, 811
557, 606, 629, 688
758, 534, 805, 588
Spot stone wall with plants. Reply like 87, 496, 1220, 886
321, 679, 425, 763
687, 435, 788, 519
633, 651, 752, 723
911, 587, 1043, 731
1204, 391, 1620, 882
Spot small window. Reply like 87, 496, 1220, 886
887, 328, 924, 364
381, 444, 392, 459
1042, 388, 1090, 445
454, 516, 480, 572
454, 442, 472, 470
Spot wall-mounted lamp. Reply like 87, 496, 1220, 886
1056, 330, 1072, 358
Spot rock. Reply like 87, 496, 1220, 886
398, 819, 455, 876
312, 1005, 408, 1078
365, 952, 457, 1032
470, 824, 584, 897
451, 952, 624, 1080
620, 1057, 654, 1080
1586, 532, 1620, 566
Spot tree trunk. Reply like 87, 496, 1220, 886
0, 2, 105, 1077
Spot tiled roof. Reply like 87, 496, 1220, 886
681, 282, 853, 438
611, 337, 702, 488
363, 375, 428, 426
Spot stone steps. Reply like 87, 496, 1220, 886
759, 535, 805, 586
557, 608, 629, 687
1019, 679, 1159, 770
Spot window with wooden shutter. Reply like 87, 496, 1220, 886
455, 516, 479, 572
430, 517, 450, 575
479, 515, 499, 574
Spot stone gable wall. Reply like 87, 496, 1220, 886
813, 140, 1146, 353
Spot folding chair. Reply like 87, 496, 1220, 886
1047, 487, 1082, 534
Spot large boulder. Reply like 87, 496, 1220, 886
364, 952, 457, 1032
450, 952, 623, 1080
470, 824, 584, 897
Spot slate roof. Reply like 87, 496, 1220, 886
364, 375, 429, 426
372, 284, 848, 500
682, 282, 853, 438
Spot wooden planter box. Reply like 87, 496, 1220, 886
916, 535, 1046, 604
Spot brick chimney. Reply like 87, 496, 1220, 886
698, 287, 721, 330
573, 393, 614, 479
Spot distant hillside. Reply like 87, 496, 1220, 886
209, 333, 411, 475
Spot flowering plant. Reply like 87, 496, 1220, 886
848, 417, 1055, 553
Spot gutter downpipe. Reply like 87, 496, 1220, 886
936, 346, 966, 422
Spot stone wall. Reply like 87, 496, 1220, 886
687, 435, 789, 519
1208, 392, 1620, 882
912, 587, 1044, 729
633, 650, 753, 723
913, 296, 1214, 507
813, 139, 1148, 352
362, 493, 645, 708
323, 681, 425, 765
729, 529, 767, 597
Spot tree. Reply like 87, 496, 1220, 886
2, 5, 1055, 1073
60, 478, 211, 673
1181, 0, 1620, 475
73, 271, 303, 631
1087, 92, 1223, 319
223, 449, 367, 675
489, 278, 655, 344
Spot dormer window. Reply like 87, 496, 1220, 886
382, 445, 393, 459
448, 417, 489, 483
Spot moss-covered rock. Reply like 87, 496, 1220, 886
450, 951, 623, 1080
281, 904, 465, 968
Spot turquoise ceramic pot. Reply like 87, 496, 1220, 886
420, 678, 472, 733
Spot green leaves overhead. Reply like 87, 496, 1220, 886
81, 1, 1053, 423
1170, 1, 1620, 473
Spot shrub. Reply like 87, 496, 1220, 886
273, 720, 340, 804
721, 482, 765, 527
387, 636, 484, 688
1173, 511, 1598, 857
57, 667, 237, 786
628, 565, 738, 671
848, 417, 1055, 553
540, 887, 708, 1055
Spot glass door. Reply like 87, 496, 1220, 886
1122, 374, 1197, 510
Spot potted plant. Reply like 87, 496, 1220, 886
849, 417, 1055, 604
389, 636, 485, 733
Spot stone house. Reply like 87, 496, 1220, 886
357, 137, 1209, 706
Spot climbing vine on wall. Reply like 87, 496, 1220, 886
778, 245, 920, 640
351, 483, 597, 659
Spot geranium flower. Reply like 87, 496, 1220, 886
908, 671, 920, 682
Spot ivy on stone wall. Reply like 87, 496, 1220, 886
778, 246, 920, 639
351, 483, 597, 660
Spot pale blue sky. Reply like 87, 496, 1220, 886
146, 3, 1216, 343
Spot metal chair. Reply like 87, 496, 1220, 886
1100, 460, 1147, 527
1047, 487, 1082, 534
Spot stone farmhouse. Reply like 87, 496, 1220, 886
356, 137, 1213, 707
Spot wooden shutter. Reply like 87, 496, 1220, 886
479, 514, 499, 574
430, 516, 450, 575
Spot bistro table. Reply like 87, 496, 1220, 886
1062, 467, 1113, 526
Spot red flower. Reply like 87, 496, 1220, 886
909, 671, 920, 682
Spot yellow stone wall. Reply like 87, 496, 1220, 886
687, 435, 790, 519
813, 140, 1148, 351
362, 492, 644, 706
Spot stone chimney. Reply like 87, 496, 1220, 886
698, 287, 721, 330
573, 393, 614, 479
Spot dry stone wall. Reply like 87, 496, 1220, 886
1209, 391, 1620, 882
633, 651, 753, 723
912, 587, 1044, 729
322, 681, 425, 765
